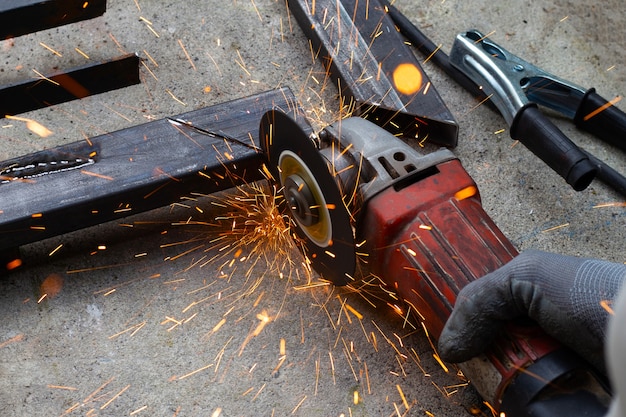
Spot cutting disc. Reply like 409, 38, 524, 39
259, 110, 356, 285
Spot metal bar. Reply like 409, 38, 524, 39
0, 0, 107, 39
288, 0, 458, 146
0, 87, 309, 253
381, 1, 492, 107
0, 53, 141, 117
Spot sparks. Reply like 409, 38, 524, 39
177, 39, 197, 71
541, 223, 570, 233
176, 174, 310, 284
584, 95, 623, 121
5, 115, 52, 137
39, 42, 62, 56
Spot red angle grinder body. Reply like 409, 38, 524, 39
260, 111, 610, 416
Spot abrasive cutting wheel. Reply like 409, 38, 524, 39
259, 110, 356, 285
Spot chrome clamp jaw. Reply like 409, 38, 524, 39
449, 29, 587, 123
447, 29, 597, 191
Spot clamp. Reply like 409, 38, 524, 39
449, 29, 625, 191
384, 3, 626, 195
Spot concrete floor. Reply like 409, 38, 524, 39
0, 0, 624, 416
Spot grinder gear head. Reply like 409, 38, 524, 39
259, 110, 455, 285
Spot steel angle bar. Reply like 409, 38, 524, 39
0, 0, 107, 39
1, 54, 141, 117
0, 87, 309, 255
288, 0, 458, 146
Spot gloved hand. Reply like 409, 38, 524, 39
438, 249, 626, 373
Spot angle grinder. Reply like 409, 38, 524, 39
259, 109, 611, 416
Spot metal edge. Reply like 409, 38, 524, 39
288, 0, 458, 146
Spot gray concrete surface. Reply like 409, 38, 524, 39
0, 0, 624, 416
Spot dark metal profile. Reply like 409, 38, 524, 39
0, 54, 141, 117
0, 0, 107, 39
0, 87, 309, 252
288, 0, 458, 146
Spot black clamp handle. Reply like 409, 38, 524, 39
511, 104, 596, 190
575, 89, 626, 152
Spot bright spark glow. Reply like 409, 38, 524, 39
173, 174, 310, 286
5, 115, 53, 137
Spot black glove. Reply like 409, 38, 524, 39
438, 250, 625, 373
